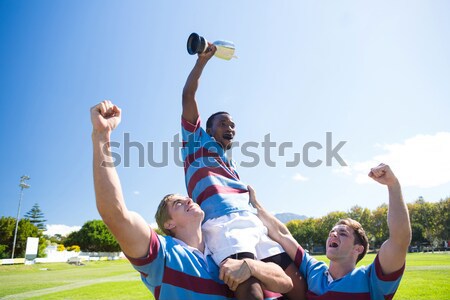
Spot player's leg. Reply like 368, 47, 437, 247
262, 252, 307, 300
234, 276, 264, 300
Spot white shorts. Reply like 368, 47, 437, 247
202, 211, 284, 265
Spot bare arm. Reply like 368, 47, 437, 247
248, 186, 300, 262
91, 100, 150, 259
369, 164, 411, 274
182, 44, 216, 124
220, 258, 293, 293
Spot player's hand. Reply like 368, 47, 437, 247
248, 185, 291, 238
90, 100, 121, 135
220, 258, 252, 291
248, 185, 263, 210
368, 163, 399, 187
197, 42, 217, 62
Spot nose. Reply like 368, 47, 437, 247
329, 231, 337, 238
223, 123, 233, 131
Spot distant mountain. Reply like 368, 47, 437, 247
275, 213, 307, 223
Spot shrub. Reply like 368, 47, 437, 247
66, 245, 80, 252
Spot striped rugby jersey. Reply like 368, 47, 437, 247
128, 228, 234, 300
128, 228, 285, 300
294, 246, 405, 299
181, 117, 250, 222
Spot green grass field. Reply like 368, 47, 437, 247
318, 252, 450, 300
0, 252, 448, 299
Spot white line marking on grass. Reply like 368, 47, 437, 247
1, 272, 140, 299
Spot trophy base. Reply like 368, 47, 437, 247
187, 33, 207, 55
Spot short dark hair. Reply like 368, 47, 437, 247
206, 111, 230, 129
335, 218, 369, 263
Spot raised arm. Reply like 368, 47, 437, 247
182, 43, 216, 124
91, 100, 150, 258
220, 258, 293, 293
368, 164, 411, 274
248, 186, 300, 262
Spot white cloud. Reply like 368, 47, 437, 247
332, 165, 353, 176
292, 173, 309, 181
44, 224, 81, 237
346, 132, 450, 188
133, 190, 140, 195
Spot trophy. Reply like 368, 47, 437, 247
187, 33, 237, 61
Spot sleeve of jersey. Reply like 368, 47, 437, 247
125, 228, 165, 287
181, 116, 204, 161
181, 116, 202, 141
369, 254, 405, 299
294, 245, 318, 278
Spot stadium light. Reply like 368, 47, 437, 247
11, 175, 31, 259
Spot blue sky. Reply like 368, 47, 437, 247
1, 1, 449, 236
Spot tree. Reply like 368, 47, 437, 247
408, 202, 427, 247
410, 222, 426, 248
348, 205, 374, 248
316, 211, 348, 249
284, 197, 447, 253
409, 198, 442, 251
435, 198, 450, 243
370, 204, 388, 248
46, 233, 66, 244
64, 220, 121, 252
0, 217, 15, 258
288, 218, 319, 253
347, 205, 372, 231
24, 203, 47, 230
0, 217, 47, 258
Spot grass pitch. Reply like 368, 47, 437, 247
0, 252, 448, 299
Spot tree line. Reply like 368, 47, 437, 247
1, 197, 448, 257
0, 217, 47, 258
59, 196, 450, 253
0, 203, 47, 259
286, 197, 449, 253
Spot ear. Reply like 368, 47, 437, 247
354, 244, 364, 255
164, 221, 175, 230
206, 127, 212, 135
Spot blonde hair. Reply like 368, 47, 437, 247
155, 194, 178, 236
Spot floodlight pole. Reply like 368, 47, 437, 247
11, 175, 30, 259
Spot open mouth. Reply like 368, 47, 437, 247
223, 133, 233, 141
329, 242, 339, 248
